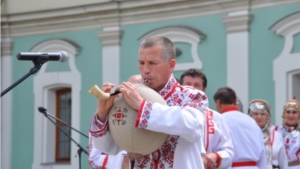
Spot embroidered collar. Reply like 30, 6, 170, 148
158, 74, 178, 100
222, 106, 239, 114
284, 124, 299, 132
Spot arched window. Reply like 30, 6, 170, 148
31, 39, 81, 169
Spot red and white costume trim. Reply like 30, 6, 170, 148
88, 133, 127, 169
89, 75, 208, 169
221, 106, 267, 169
203, 108, 234, 168
273, 125, 300, 169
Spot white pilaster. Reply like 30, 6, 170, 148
98, 27, 123, 87
222, 11, 253, 113
1, 24, 13, 169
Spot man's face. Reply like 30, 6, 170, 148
182, 75, 206, 92
138, 45, 175, 92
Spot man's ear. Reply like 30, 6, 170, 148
216, 99, 222, 107
216, 99, 219, 106
169, 59, 176, 69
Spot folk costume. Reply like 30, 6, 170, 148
248, 100, 288, 169
203, 108, 234, 169
273, 98, 300, 169
221, 106, 267, 169
89, 75, 208, 169
88, 133, 128, 169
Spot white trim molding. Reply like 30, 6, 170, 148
271, 12, 300, 125
138, 26, 206, 71
2, 0, 299, 37
222, 10, 253, 113
222, 11, 253, 33
98, 27, 123, 88
31, 39, 81, 169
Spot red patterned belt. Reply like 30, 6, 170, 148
232, 161, 257, 167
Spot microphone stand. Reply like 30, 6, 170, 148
1, 57, 48, 97
38, 107, 88, 169
39, 107, 88, 139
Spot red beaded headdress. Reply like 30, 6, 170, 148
283, 96, 300, 113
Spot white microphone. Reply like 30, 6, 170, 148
17, 51, 68, 63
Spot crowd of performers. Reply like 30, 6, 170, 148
87, 35, 300, 169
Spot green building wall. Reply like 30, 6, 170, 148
8, 3, 300, 169
249, 4, 300, 122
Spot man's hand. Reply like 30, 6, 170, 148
201, 155, 207, 169
122, 155, 130, 169
96, 83, 119, 122
205, 153, 218, 169
116, 82, 144, 110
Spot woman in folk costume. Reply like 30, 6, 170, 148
248, 100, 288, 169
273, 98, 300, 169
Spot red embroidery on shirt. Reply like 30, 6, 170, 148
159, 77, 178, 100
286, 138, 290, 144
205, 109, 215, 151
90, 118, 109, 138
137, 101, 153, 129
133, 77, 207, 168
296, 149, 300, 161
135, 136, 179, 169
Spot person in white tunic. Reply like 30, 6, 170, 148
213, 87, 267, 169
273, 98, 300, 169
89, 35, 209, 169
248, 99, 288, 169
180, 68, 234, 169
88, 133, 129, 169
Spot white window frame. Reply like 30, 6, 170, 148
271, 12, 300, 125
31, 39, 81, 169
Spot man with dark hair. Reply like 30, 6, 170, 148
89, 36, 209, 169
213, 87, 267, 169
180, 68, 207, 92
180, 69, 234, 169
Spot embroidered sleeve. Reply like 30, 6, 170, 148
181, 89, 209, 113
135, 99, 153, 129
89, 114, 109, 137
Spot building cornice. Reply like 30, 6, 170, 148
1, 0, 299, 37
1, 25, 13, 56
222, 13, 253, 33
98, 29, 123, 46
